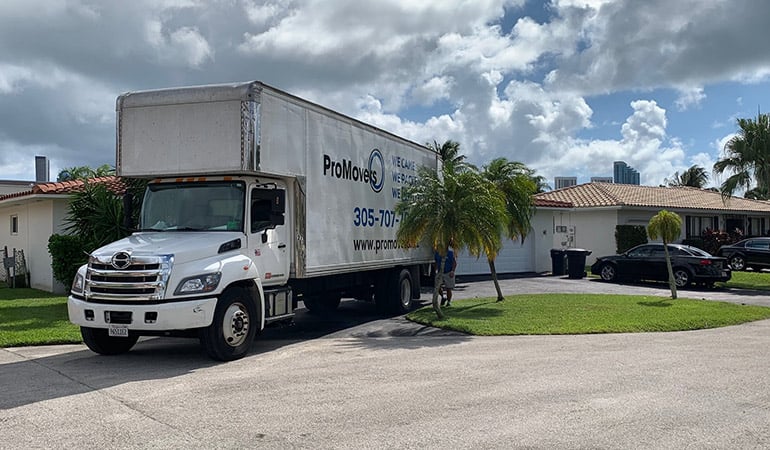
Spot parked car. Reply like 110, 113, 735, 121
716, 237, 770, 271
591, 243, 731, 288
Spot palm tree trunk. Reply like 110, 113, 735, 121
663, 243, 678, 299
433, 258, 446, 319
487, 258, 504, 302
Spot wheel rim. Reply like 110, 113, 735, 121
222, 302, 250, 347
674, 270, 689, 287
731, 256, 745, 270
399, 277, 412, 309
601, 265, 615, 281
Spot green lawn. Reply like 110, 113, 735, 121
407, 294, 770, 335
4, 280, 770, 347
721, 270, 770, 290
0, 288, 81, 347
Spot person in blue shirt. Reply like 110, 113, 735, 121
434, 248, 457, 306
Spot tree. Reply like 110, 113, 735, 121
647, 210, 683, 299
481, 158, 537, 301
396, 165, 506, 319
57, 164, 115, 182
666, 165, 709, 188
427, 140, 475, 173
713, 113, 770, 200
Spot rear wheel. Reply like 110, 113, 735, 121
200, 287, 258, 361
599, 263, 617, 282
673, 268, 691, 288
81, 327, 139, 355
728, 254, 746, 271
375, 269, 414, 315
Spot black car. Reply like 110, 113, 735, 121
716, 237, 770, 271
591, 243, 731, 288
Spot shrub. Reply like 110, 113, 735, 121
615, 225, 648, 253
48, 234, 90, 287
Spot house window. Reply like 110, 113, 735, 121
748, 217, 767, 237
10, 215, 18, 235
685, 216, 715, 238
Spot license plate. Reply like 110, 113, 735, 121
108, 324, 129, 337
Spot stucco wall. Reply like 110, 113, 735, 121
533, 208, 620, 272
0, 197, 70, 293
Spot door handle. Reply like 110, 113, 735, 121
278, 243, 286, 249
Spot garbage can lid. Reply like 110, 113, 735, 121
566, 248, 592, 255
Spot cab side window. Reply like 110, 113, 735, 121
251, 199, 273, 233
250, 188, 285, 234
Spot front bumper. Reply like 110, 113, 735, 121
68, 296, 218, 331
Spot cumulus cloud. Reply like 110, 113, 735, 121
0, 0, 765, 189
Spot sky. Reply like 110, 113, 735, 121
2, 0, 770, 189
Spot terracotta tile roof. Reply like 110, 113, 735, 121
534, 198, 573, 208
0, 176, 127, 202
535, 182, 770, 213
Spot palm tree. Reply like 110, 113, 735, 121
713, 113, 770, 199
647, 210, 683, 299
666, 165, 709, 188
481, 158, 537, 301
427, 140, 475, 173
396, 166, 506, 319
57, 164, 115, 182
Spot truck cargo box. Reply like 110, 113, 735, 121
117, 81, 438, 277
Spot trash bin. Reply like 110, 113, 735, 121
550, 249, 567, 276
566, 248, 592, 279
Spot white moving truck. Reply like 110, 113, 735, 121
68, 81, 438, 361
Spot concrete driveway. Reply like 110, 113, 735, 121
2, 275, 770, 449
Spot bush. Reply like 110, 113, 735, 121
48, 234, 90, 287
615, 225, 648, 253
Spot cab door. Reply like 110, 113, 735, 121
248, 186, 289, 286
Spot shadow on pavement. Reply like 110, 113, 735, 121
1, 297, 463, 410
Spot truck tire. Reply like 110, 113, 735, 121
302, 295, 341, 314
376, 269, 414, 315
81, 327, 139, 355
200, 286, 257, 361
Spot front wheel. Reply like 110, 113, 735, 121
200, 287, 258, 361
673, 268, 691, 288
728, 254, 746, 271
81, 327, 139, 355
599, 263, 617, 282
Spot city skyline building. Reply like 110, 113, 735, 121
613, 161, 640, 185
554, 176, 577, 189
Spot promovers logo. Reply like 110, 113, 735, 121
323, 148, 384, 193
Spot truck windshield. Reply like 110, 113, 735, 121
141, 181, 245, 232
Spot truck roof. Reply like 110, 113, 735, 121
117, 81, 433, 153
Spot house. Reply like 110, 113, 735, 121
531, 182, 770, 272
457, 182, 770, 276
0, 176, 123, 293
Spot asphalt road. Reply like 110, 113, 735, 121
2, 275, 770, 449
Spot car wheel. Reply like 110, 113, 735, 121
673, 268, 691, 288
599, 263, 617, 282
729, 254, 746, 271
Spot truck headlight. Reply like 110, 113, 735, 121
71, 273, 84, 295
174, 272, 222, 295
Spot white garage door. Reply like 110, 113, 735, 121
455, 236, 534, 275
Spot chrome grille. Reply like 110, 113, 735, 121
85, 254, 173, 301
